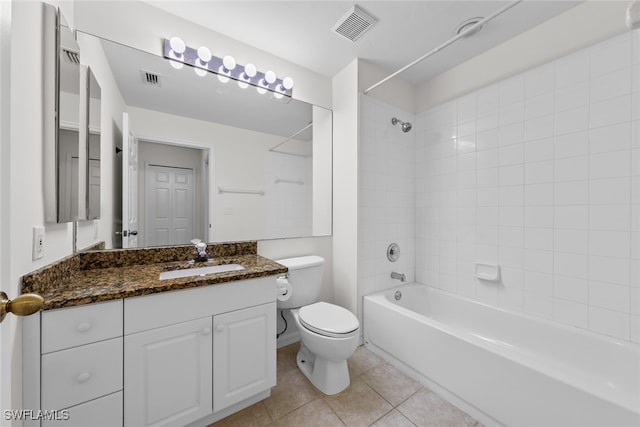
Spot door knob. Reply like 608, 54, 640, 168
0, 292, 44, 323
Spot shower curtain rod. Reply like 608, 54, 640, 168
363, 0, 523, 95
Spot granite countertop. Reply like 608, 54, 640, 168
22, 242, 288, 310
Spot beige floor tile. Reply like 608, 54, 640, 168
361, 363, 422, 406
347, 345, 386, 379
397, 388, 477, 427
371, 409, 416, 427
274, 398, 345, 427
209, 402, 273, 427
263, 367, 322, 420
276, 343, 300, 378
325, 377, 393, 427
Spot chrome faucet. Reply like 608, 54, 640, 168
391, 271, 406, 282
189, 240, 209, 263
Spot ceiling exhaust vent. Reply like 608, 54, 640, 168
332, 5, 377, 42
62, 48, 80, 64
141, 70, 161, 87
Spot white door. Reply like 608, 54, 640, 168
213, 302, 276, 412
124, 317, 213, 427
144, 165, 195, 246
122, 112, 139, 248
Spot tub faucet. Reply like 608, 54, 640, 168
391, 271, 406, 282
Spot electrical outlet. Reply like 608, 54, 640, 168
33, 226, 45, 260
93, 221, 98, 239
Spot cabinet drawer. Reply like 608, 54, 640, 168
42, 300, 123, 353
42, 391, 122, 427
41, 338, 123, 410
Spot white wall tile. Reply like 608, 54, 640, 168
499, 122, 525, 146
525, 183, 554, 206
525, 114, 555, 141
589, 255, 630, 285
589, 122, 631, 154
524, 293, 553, 319
554, 252, 588, 279
555, 156, 588, 182
525, 160, 554, 184
525, 63, 555, 99
524, 206, 553, 228
500, 75, 525, 106
589, 177, 631, 204
554, 180, 588, 205
554, 276, 588, 304
477, 148, 499, 170
525, 228, 553, 251
589, 205, 630, 231
499, 165, 524, 187
590, 95, 632, 129
555, 205, 588, 230
589, 230, 630, 258
590, 34, 632, 78
589, 281, 630, 312
555, 50, 589, 89
589, 150, 631, 179
554, 299, 588, 328
554, 229, 588, 254
524, 270, 553, 296
526, 93, 554, 120
554, 131, 588, 159
500, 226, 524, 248
589, 306, 630, 340
524, 138, 554, 163
500, 102, 525, 126
590, 67, 632, 104
477, 168, 499, 188
524, 249, 554, 274
555, 82, 589, 113
499, 144, 524, 166
555, 106, 589, 136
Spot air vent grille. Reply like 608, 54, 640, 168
62, 49, 80, 64
141, 70, 161, 87
332, 5, 377, 42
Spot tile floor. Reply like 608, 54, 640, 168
211, 343, 483, 427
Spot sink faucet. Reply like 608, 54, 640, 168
391, 271, 406, 282
190, 240, 209, 263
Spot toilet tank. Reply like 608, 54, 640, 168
275, 255, 324, 309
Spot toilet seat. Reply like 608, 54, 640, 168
298, 302, 359, 338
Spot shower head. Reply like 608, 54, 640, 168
391, 117, 412, 133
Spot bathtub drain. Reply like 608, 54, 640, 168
394, 291, 402, 301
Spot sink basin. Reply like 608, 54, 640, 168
159, 264, 244, 280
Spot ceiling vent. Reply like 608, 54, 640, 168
62, 48, 80, 64
141, 70, 161, 87
332, 5, 377, 42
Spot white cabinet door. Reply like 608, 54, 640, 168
213, 303, 276, 412
124, 317, 212, 427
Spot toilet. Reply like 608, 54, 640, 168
276, 255, 359, 395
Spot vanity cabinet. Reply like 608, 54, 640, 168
124, 317, 213, 427
23, 276, 277, 427
213, 303, 276, 412
39, 300, 124, 427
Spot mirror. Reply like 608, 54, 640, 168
86, 69, 101, 220
76, 33, 332, 248
44, 9, 85, 223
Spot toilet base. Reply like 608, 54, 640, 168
296, 344, 350, 395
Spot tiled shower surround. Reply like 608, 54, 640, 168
360, 30, 639, 343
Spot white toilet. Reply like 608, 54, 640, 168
276, 255, 359, 395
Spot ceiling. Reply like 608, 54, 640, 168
142, 0, 581, 86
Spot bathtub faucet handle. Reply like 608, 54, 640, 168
391, 271, 406, 282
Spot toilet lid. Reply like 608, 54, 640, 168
298, 302, 359, 338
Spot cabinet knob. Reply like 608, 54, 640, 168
76, 322, 91, 332
215, 324, 224, 333
76, 372, 91, 383
202, 327, 211, 335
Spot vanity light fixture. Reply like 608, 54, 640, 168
163, 37, 294, 98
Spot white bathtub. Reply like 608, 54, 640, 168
363, 283, 640, 427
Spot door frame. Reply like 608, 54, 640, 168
136, 133, 214, 242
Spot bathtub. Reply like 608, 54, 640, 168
363, 283, 640, 427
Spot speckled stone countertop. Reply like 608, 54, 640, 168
21, 241, 288, 310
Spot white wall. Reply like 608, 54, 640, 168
358, 95, 416, 325
416, 30, 640, 343
418, 1, 630, 112
332, 59, 360, 315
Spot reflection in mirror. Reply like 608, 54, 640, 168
56, 14, 83, 223
76, 32, 332, 248
87, 69, 101, 220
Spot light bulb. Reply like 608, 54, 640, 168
169, 37, 186, 54
243, 63, 257, 79
282, 77, 294, 90
222, 55, 236, 72
264, 70, 276, 85
256, 86, 267, 95
197, 46, 212, 63
169, 60, 184, 70
238, 80, 249, 89
273, 92, 284, 100
218, 75, 230, 84
194, 67, 207, 77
